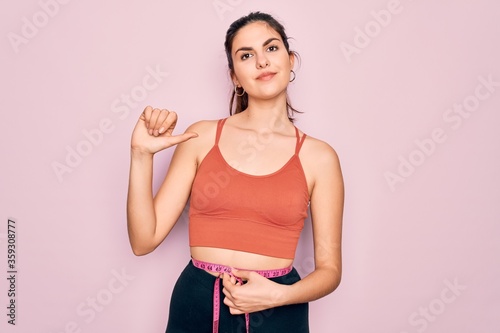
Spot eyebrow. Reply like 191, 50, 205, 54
234, 37, 281, 55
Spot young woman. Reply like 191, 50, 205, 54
127, 12, 344, 333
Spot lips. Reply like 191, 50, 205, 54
256, 71, 276, 80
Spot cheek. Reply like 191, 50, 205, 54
233, 63, 253, 82
265, 52, 290, 71
279, 53, 293, 69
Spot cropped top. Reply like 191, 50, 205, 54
188, 118, 309, 259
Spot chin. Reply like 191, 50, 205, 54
252, 86, 288, 99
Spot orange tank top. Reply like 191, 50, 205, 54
189, 118, 309, 259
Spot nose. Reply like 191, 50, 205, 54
255, 53, 269, 69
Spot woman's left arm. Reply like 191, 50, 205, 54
279, 140, 344, 303
223, 140, 344, 313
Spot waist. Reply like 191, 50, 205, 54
190, 246, 293, 276
189, 258, 295, 333
191, 257, 293, 278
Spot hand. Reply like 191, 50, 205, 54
131, 106, 198, 154
222, 269, 286, 315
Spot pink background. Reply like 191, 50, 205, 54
1, 0, 499, 332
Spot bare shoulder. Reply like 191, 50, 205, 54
179, 119, 219, 146
185, 119, 219, 135
298, 132, 343, 191
177, 119, 220, 163
300, 133, 341, 167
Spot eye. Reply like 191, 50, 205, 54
267, 45, 279, 52
241, 53, 253, 60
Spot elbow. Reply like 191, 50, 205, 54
331, 274, 341, 293
132, 248, 150, 256
127, 229, 158, 256
330, 270, 342, 293
130, 243, 155, 256
325, 268, 342, 295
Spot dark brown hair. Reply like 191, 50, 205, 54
224, 12, 301, 121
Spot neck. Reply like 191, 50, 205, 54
242, 93, 292, 132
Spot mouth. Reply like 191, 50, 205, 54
256, 71, 277, 80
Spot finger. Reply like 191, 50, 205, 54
157, 110, 174, 135
224, 298, 244, 315
223, 297, 237, 311
230, 269, 250, 281
158, 132, 197, 148
222, 285, 231, 299
222, 273, 234, 291
225, 297, 245, 315
162, 111, 179, 136
152, 109, 170, 136
143, 105, 153, 126
230, 307, 244, 315
148, 108, 162, 135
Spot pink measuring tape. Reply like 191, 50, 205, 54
191, 258, 292, 333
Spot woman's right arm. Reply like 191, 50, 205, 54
127, 106, 199, 256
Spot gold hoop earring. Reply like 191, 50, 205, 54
290, 70, 296, 82
234, 85, 245, 97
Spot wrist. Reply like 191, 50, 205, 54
273, 283, 291, 307
130, 148, 154, 159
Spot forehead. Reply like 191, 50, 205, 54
232, 21, 282, 48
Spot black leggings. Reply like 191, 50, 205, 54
165, 260, 309, 333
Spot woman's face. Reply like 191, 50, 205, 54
231, 21, 294, 101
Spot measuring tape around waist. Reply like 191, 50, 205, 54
191, 258, 293, 333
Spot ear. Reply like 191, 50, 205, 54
289, 52, 295, 70
230, 71, 240, 87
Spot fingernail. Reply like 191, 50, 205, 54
159, 127, 165, 134
149, 129, 153, 135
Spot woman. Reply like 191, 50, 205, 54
127, 11, 344, 333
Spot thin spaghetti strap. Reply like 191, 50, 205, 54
214, 118, 227, 145
294, 127, 307, 154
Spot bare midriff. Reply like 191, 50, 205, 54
190, 246, 294, 277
